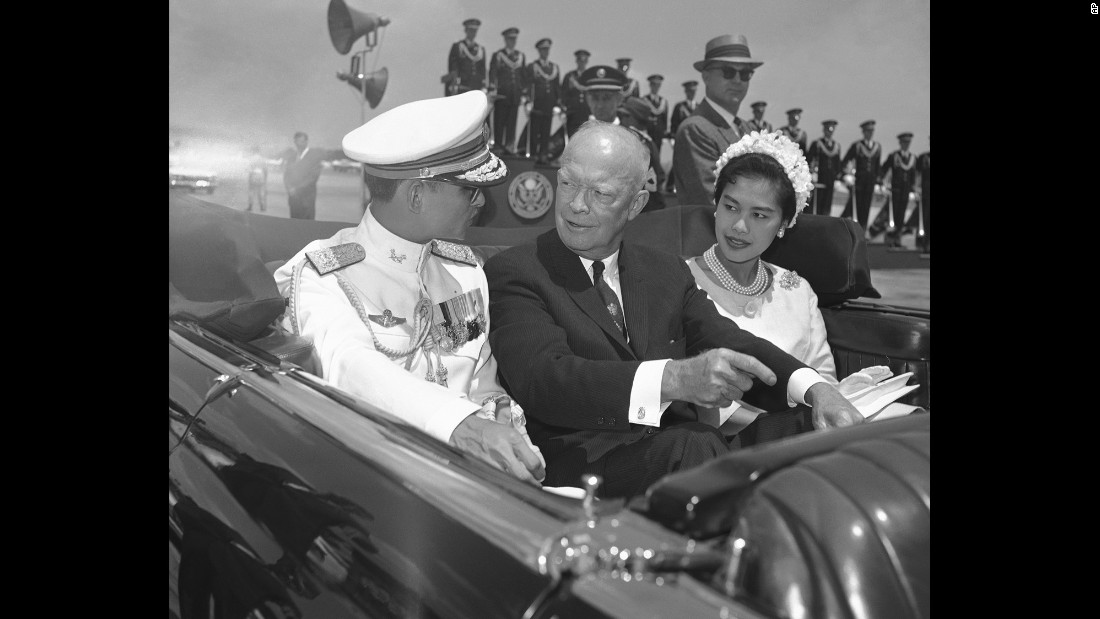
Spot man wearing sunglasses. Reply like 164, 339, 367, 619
672, 34, 762, 208
274, 91, 547, 487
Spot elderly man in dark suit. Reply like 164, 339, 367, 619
486, 122, 862, 499
672, 34, 761, 207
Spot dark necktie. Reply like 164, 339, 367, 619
592, 260, 627, 339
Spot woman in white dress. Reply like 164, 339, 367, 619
687, 131, 887, 432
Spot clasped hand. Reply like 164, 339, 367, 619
450, 400, 546, 486
805, 382, 865, 430
665, 349, 777, 409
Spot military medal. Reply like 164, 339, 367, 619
433, 289, 487, 352
368, 309, 406, 328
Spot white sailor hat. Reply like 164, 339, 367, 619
342, 90, 508, 187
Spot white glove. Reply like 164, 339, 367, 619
843, 173, 855, 187
837, 365, 894, 397
811, 171, 819, 184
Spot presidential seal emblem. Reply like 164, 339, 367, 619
507, 171, 554, 220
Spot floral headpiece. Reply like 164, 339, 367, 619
713, 130, 814, 227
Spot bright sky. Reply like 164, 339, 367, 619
169, 0, 929, 158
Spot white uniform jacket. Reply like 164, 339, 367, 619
273, 208, 507, 445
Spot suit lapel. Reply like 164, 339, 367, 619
541, 232, 634, 356
699, 99, 740, 144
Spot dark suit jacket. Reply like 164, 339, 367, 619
485, 229, 808, 463
672, 99, 747, 206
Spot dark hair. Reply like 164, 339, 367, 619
362, 172, 402, 203
712, 152, 796, 222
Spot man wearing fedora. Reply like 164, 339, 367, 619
489, 27, 527, 154
666, 80, 699, 194
744, 101, 773, 133
445, 18, 486, 96
807, 119, 843, 216
672, 34, 762, 207
561, 49, 591, 137
778, 108, 808, 156
525, 38, 561, 164
274, 91, 546, 486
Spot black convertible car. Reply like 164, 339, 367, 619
169, 192, 929, 619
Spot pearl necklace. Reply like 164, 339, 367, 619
704, 245, 769, 296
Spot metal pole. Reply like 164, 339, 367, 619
524, 103, 532, 158
916, 192, 925, 237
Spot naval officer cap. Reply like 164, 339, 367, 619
463, 18, 481, 27
535, 38, 552, 49
682, 80, 698, 88
860, 119, 876, 129
342, 90, 508, 188
574, 49, 591, 58
502, 27, 519, 37
786, 108, 802, 116
616, 57, 632, 64
578, 65, 627, 90
897, 131, 913, 140
647, 74, 664, 82
750, 101, 767, 109
822, 119, 838, 126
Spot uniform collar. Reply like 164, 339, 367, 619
361, 206, 433, 274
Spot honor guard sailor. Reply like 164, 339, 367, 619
877, 131, 919, 248
274, 91, 546, 485
745, 101, 773, 133
561, 49, 591, 137
665, 80, 699, 193
489, 27, 527, 154
525, 38, 561, 164
643, 74, 669, 146
445, 18, 486, 96
806, 119, 842, 215
778, 107, 807, 155
840, 119, 883, 232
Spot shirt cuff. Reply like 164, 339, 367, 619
630, 359, 672, 427
787, 367, 828, 407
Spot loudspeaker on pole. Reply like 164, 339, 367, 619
327, 0, 390, 55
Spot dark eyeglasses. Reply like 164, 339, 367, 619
426, 179, 482, 205
713, 66, 754, 81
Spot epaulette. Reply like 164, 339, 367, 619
305, 243, 366, 275
431, 239, 482, 267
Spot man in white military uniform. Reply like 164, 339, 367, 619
274, 91, 545, 485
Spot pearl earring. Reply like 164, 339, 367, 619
777, 227, 785, 238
